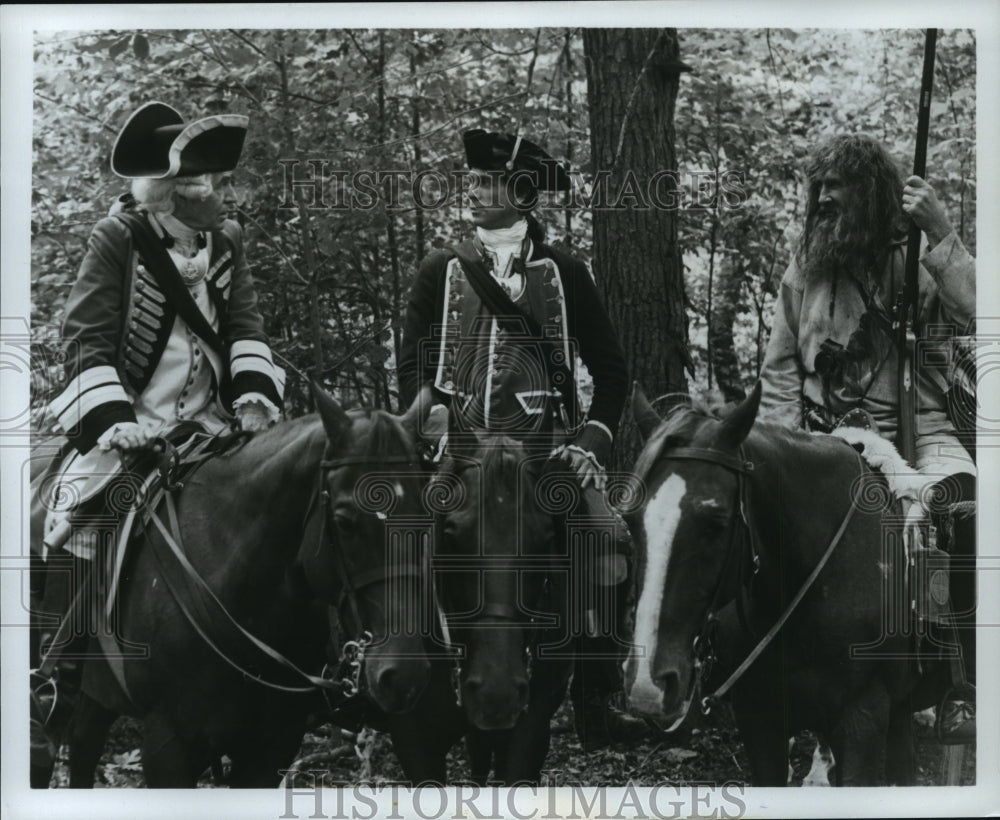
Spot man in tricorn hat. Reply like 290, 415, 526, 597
398, 129, 648, 750
31, 102, 285, 763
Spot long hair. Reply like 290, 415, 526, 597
797, 134, 906, 280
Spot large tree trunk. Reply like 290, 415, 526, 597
583, 29, 690, 466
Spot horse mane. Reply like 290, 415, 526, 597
345, 408, 417, 462
649, 398, 852, 463
476, 435, 526, 494
440, 433, 536, 510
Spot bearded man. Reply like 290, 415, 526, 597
759, 133, 976, 742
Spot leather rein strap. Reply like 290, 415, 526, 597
141, 453, 424, 696
317, 454, 424, 639
147, 493, 336, 693
652, 444, 860, 711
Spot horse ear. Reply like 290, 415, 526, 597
631, 382, 661, 442
311, 381, 352, 448
718, 381, 762, 448
399, 383, 434, 439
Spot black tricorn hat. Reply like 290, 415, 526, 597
462, 129, 571, 192
111, 102, 249, 179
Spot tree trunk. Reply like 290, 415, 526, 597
709, 255, 746, 402
583, 28, 690, 466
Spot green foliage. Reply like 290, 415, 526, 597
32, 28, 976, 416
32, 28, 592, 418
676, 28, 976, 401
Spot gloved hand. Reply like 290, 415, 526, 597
551, 422, 613, 491
100, 422, 153, 453
235, 400, 271, 432
553, 444, 607, 491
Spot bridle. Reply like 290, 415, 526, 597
315, 454, 427, 637
90, 429, 438, 715
646, 442, 860, 715
431, 458, 556, 684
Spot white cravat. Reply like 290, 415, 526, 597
477, 219, 528, 278
155, 211, 200, 242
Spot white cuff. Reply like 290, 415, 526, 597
233, 392, 281, 423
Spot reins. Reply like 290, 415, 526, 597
134, 446, 429, 700
317, 454, 426, 645
650, 443, 861, 714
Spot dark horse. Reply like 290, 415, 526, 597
31, 386, 459, 787
433, 433, 573, 785
623, 382, 946, 786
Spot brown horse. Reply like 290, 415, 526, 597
32, 386, 461, 787
432, 433, 573, 785
623, 383, 948, 785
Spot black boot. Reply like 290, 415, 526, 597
931, 475, 976, 746
571, 640, 650, 752
31, 547, 88, 769
573, 689, 650, 752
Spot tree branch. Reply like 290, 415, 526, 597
612, 30, 668, 171
369, 92, 528, 150
34, 91, 118, 133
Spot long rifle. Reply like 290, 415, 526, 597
896, 29, 937, 465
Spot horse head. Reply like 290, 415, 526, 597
313, 384, 435, 715
623, 382, 761, 729
434, 433, 556, 731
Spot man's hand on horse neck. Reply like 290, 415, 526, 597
99, 422, 154, 453
553, 444, 607, 491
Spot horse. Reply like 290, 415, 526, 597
623, 382, 947, 786
432, 433, 574, 785
30, 385, 460, 787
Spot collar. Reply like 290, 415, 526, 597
476, 220, 528, 248
476, 220, 531, 278
155, 211, 201, 242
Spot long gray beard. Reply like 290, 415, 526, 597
801, 213, 869, 282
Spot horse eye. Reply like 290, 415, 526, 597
334, 509, 359, 532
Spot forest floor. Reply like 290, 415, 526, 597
48, 699, 974, 789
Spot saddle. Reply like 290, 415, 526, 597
31, 427, 253, 681
827, 422, 965, 677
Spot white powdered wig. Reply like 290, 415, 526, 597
131, 177, 177, 214
131, 173, 215, 214
173, 173, 214, 201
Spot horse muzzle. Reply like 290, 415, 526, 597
625, 652, 695, 730
462, 673, 529, 731
365, 651, 431, 715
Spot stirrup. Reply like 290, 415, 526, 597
30, 668, 59, 726
30, 668, 61, 770
935, 683, 976, 746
